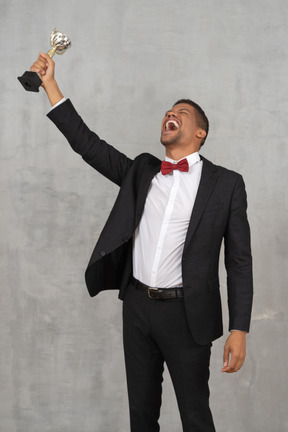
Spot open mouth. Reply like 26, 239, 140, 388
165, 119, 180, 131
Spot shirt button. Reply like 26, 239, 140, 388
100, 251, 106, 257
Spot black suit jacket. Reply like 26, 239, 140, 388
48, 99, 253, 345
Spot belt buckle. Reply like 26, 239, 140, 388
148, 287, 158, 298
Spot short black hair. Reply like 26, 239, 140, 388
173, 99, 209, 146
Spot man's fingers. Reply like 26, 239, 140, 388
39, 51, 50, 60
37, 55, 47, 65
222, 348, 246, 373
222, 356, 238, 373
39, 52, 55, 67
30, 59, 47, 74
222, 361, 243, 373
223, 343, 230, 368
30, 52, 56, 82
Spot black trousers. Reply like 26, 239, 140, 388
123, 282, 216, 432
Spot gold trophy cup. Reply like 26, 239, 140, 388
18, 28, 71, 92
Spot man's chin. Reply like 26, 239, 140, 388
161, 136, 177, 146
160, 130, 181, 146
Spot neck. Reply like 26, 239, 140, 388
165, 147, 199, 161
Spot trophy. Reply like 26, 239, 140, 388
18, 28, 71, 92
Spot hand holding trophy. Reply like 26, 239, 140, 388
18, 28, 71, 92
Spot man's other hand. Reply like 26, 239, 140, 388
222, 331, 247, 373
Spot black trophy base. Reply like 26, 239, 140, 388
18, 71, 43, 92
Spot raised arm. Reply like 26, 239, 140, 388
30, 53, 132, 185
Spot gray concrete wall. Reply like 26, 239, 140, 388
1, 0, 288, 431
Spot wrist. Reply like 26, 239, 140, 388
230, 330, 247, 338
42, 79, 64, 107
42, 78, 58, 92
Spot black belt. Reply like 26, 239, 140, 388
133, 278, 184, 300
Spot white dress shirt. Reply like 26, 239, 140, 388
133, 152, 202, 288
49, 97, 66, 111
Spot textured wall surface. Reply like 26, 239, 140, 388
1, 0, 288, 431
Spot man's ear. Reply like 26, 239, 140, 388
196, 129, 206, 139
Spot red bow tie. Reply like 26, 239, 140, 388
161, 158, 189, 175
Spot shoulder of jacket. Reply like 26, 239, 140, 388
201, 155, 243, 179
134, 152, 161, 165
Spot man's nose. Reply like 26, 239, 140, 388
167, 111, 176, 118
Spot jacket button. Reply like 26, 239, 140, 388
100, 251, 106, 257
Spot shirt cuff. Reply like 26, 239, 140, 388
48, 97, 66, 113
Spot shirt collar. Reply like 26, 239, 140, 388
165, 151, 200, 168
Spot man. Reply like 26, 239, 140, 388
30, 53, 253, 432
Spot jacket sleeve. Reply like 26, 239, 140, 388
47, 99, 133, 186
224, 175, 253, 332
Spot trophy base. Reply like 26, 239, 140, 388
18, 71, 43, 92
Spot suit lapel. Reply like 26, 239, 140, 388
183, 157, 219, 253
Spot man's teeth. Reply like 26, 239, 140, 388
166, 120, 180, 130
